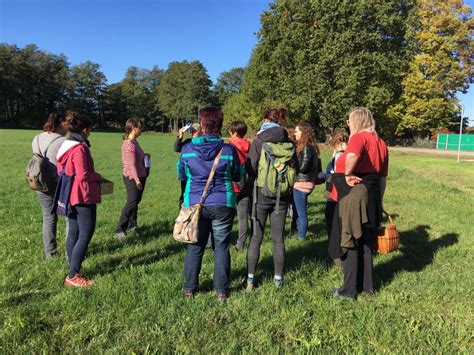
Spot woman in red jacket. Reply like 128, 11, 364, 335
57, 113, 101, 287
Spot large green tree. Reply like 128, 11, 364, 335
213, 67, 246, 106
241, 0, 414, 137
157, 60, 212, 131
68, 61, 107, 127
0, 44, 69, 127
391, 0, 473, 137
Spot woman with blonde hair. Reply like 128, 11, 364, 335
291, 122, 321, 240
329, 107, 389, 299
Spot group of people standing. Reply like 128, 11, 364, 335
31, 105, 388, 301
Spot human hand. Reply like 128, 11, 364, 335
178, 128, 184, 139
136, 181, 143, 190
345, 175, 362, 186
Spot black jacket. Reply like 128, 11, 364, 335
245, 126, 297, 205
295, 144, 319, 183
174, 137, 192, 153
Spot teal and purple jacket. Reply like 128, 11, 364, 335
177, 135, 240, 208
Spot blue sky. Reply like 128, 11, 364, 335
0, 0, 473, 120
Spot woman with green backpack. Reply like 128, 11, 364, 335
244, 108, 297, 290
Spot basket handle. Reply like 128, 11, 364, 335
383, 210, 394, 224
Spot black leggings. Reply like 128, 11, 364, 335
247, 203, 288, 276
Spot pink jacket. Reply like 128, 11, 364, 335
57, 140, 101, 206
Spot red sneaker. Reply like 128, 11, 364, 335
63, 274, 94, 287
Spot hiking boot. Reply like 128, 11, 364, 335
217, 292, 229, 301
64, 274, 94, 287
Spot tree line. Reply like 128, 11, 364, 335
0, 0, 472, 140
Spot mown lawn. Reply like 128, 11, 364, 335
0, 129, 473, 352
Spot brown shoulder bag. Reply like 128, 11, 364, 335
173, 149, 223, 243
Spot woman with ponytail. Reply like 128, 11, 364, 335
32, 112, 68, 258
56, 112, 101, 287
114, 118, 148, 238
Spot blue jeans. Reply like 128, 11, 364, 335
183, 206, 235, 293
292, 189, 310, 240
67, 204, 96, 278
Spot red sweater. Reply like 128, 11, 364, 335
229, 137, 251, 193
57, 141, 101, 206
122, 140, 146, 182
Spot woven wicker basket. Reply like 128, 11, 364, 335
375, 212, 399, 254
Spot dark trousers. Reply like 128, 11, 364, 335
236, 193, 251, 249
247, 203, 288, 276
338, 229, 374, 298
184, 206, 235, 293
325, 199, 337, 240
116, 175, 147, 233
67, 204, 96, 278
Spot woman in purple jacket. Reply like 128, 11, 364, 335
177, 107, 240, 301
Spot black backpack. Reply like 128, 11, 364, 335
26, 135, 62, 193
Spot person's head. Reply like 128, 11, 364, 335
286, 124, 296, 142
199, 107, 223, 135
329, 130, 349, 152
66, 112, 92, 138
190, 123, 201, 138
347, 107, 376, 135
43, 112, 67, 135
262, 108, 288, 125
123, 117, 143, 140
228, 120, 248, 139
295, 122, 320, 156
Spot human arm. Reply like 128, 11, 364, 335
245, 139, 260, 177
344, 152, 362, 186
174, 131, 184, 152
230, 146, 241, 182
298, 145, 313, 174
72, 146, 101, 182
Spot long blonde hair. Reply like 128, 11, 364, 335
348, 107, 376, 135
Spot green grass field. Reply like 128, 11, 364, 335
0, 129, 473, 352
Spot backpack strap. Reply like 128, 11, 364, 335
37, 134, 62, 157
198, 148, 224, 206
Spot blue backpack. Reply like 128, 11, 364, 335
51, 167, 74, 217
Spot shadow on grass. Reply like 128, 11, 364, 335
88, 241, 184, 277
198, 237, 331, 293
89, 219, 174, 255
374, 225, 459, 290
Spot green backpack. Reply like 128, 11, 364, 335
257, 142, 296, 204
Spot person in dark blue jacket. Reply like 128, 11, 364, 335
177, 107, 240, 301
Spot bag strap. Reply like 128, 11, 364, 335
44, 135, 62, 156
198, 148, 224, 205
37, 134, 62, 157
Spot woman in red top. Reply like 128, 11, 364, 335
114, 118, 148, 238
56, 113, 101, 287
330, 107, 389, 299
